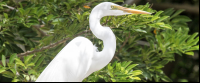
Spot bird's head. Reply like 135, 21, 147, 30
91, 2, 151, 18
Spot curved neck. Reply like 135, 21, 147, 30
89, 10, 116, 70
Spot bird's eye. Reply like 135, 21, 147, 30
111, 5, 114, 9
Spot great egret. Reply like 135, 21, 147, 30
36, 2, 151, 82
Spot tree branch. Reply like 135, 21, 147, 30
17, 31, 87, 57
2, 5, 18, 12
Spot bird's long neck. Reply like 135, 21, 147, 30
89, 10, 116, 71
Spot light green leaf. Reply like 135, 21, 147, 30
10, 68, 16, 75
18, 8, 24, 16
131, 70, 143, 76
2, 71, 15, 78
12, 78, 19, 82
126, 64, 138, 71
24, 55, 34, 65
132, 77, 141, 80
122, 61, 132, 69
162, 24, 172, 30
151, 16, 160, 21
27, 62, 35, 67
116, 63, 121, 71
155, 11, 164, 16
185, 52, 194, 56
2, 55, 6, 67
15, 58, 25, 67
157, 16, 169, 22
3, 13, 8, 19
47, 14, 54, 21
111, 78, 117, 82
0, 67, 6, 73
9, 53, 17, 64
187, 32, 199, 44
134, 29, 147, 33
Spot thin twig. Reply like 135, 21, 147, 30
2, 5, 18, 12
32, 25, 48, 37
102, 17, 112, 26
113, 32, 131, 61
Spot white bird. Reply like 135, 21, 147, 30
36, 2, 151, 82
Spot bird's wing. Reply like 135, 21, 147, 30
36, 37, 94, 82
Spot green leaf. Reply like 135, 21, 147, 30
0, 67, 6, 73
15, 58, 25, 67
185, 52, 194, 56
47, 14, 54, 21
160, 74, 172, 82
9, 53, 17, 64
107, 63, 113, 72
126, 64, 138, 71
18, 8, 25, 16
170, 9, 185, 19
172, 15, 192, 23
37, 6, 45, 17
162, 8, 175, 16
132, 77, 141, 80
27, 62, 35, 67
2, 55, 6, 67
2, 71, 15, 78
34, 55, 45, 69
122, 61, 132, 69
116, 62, 121, 71
157, 16, 169, 22
111, 78, 117, 82
131, 70, 143, 76
121, 61, 127, 67
111, 61, 118, 67
187, 32, 199, 44
155, 11, 164, 16
10, 68, 16, 75
12, 79, 19, 82
32, 54, 42, 64
151, 16, 160, 21
3, 13, 8, 19
184, 45, 199, 52
161, 24, 172, 30
14, 40, 25, 44
24, 55, 34, 65
134, 29, 147, 33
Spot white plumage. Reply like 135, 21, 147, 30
36, 2, 151, 82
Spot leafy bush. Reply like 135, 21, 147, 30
0, 0, 199, 82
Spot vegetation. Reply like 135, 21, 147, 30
0, 0, 199, 82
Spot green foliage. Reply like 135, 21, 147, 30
0, 53, 45, 82
83, 61, 143, 82
0, 0, 199, 82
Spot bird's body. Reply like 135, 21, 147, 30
36, 37, 94, 81
36, 2, 150, 82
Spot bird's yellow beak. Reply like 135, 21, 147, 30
111, 5, 151, 14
